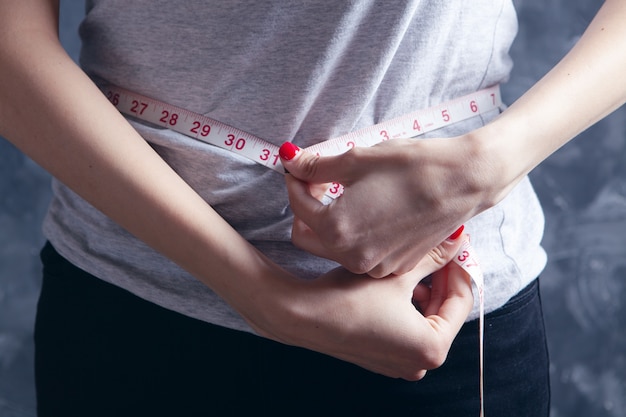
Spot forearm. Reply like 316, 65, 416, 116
476, 0, 626, 200
0, 1, 292, 315
0, 37, 472, 373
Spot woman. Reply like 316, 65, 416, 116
1, 1, 624, 416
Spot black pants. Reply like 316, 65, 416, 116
35, 242, 550, 416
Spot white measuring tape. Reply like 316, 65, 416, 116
456, 238, 485, 417
104, 83, 493, 415
104, 84, 500, 202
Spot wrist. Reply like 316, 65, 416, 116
462, 119, 531, 210
230, 256, 308, 343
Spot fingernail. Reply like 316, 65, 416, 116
447, 225, 465, 241
279, 142, 300, 161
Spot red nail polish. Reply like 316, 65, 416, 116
279, 142, 300, 161
447, 225, 465, 241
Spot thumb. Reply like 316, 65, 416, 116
279, 141, 347, 184
424, 260, 473, 336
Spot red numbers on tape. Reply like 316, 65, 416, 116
191, 121, 211, 137
225, 134, 246, 150
106, 91, 120, 105
104, 85, 286, 171
457, 249, 479, 269
104, 84, 502, 177
159, 110, 179, 126
327, 182, 343, 197
131, 100, 148, 115
260, 149, 281, 166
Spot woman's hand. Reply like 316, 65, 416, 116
245, 235, 474, 380
0, 2, 473, 381
280, 0, 626, 279
281, 136, 500, 278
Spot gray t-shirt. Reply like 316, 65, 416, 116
43, 0, 546, 332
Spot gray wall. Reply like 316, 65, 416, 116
1, 1, 624, 416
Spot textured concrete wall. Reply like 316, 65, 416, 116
506, 1, 626, 416
1, 1, 624, 415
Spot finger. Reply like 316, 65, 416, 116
399, 233, 466, 282
290, 215, 338, 260
367, 238, 431, 278
412, 282, 432, 314
367, 224, 468, 278
284, 174, 335, 242
425, 260, 474, 339
307, 181, 335, 202
284, 173, 327, 219
422, 268, 449, 317
279, 142, 354, 184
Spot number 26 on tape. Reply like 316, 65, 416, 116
106, 91, 120, 105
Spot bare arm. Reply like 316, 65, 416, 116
480, 0, 626, 200
281, 0, 626, 277
0, 0, 277, 312
0, 0, 473, 379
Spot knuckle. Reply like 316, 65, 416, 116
402, 368, 428, 382
340, 146, 360, 163
339, 247, 377, 275
299, 153, 322, 179
422, 341, 449, 370
319, 217, 380, 275
367, 265, 389, 279
427, 245, 451, 268
335, 148, 361, 180
344, 255, 376, 275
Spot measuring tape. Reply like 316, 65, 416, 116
104, 84, 500, 199
104, 83, 493, 415
456, 239, 485, 417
